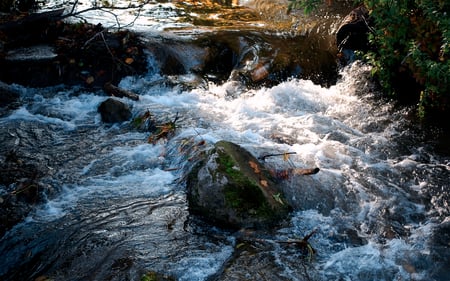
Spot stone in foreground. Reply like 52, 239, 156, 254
187, 140, 290, 229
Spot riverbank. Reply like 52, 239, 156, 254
0, 9, 148, 88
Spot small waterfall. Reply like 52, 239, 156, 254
0, 2, 449, 281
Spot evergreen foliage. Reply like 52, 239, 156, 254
364, 0, 450, 119
289, 0, 450, 120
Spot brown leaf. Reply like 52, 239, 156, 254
248, 161, 260, 174
85, 76, 95, 84
260, 179, 268, 187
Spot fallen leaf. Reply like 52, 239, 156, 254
85, 76, 95, 84
248, 161, 260, 174
125, 57, 134, 64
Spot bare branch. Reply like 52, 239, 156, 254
60, 0, 153, 29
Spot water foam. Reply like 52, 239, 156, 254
3, 59, 444, 280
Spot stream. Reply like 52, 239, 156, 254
1, 1, 449, 281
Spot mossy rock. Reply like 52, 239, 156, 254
186, 140, 290, 229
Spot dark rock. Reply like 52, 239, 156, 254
429, 221, 450, 280
146, 30, 339, 89
1, 45, 62, 87
200, 41, 235, 83
0, 14, 147, 87
0, 150, 45, 238
186, 140, 290, 229
0, 80, 19, 108
147, 41, 189, 76
336, 5, 371, 64
275, 170, 352, 216
98, 98, 132, 123
141, 271, 176, 281
0, 8, 64, 47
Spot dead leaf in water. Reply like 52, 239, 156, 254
248, 160, 260, 174
85, 76, 95, 84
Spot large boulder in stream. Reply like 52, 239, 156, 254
98, 98, 131, 123
186, 140, 290, 229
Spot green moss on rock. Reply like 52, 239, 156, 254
186, 140, 290, 229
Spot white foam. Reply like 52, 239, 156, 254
6, 92, 106, 128
6, 107, 74, 128
6, 59, 439, 279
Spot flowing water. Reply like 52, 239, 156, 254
1, 1, 450, 281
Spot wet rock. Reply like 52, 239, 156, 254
186, 140, 290, 229
0, 13, 147, 87
274, 167, 350, 216
141, 271, 176, 281
429, 221, 450, 280
146, 30, 339, 89
336, 5, 371, 64
1, 44, 62, 86
98, 98, 132, 123
147, 40, 192, 76
216, 247, 295, 281
0, 80, 19, 108
0, 150, 45, 238
0, 8, 64, 46
200, 40, 235, 83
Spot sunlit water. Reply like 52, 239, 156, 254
1, 1, 449, 280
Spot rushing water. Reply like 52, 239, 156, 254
1, 58, 449, 280
1, 1, 450, 281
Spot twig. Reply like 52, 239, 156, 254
259, 152, 297, 161
61, 0, 153, 30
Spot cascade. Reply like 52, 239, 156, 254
0, 1, 449, 281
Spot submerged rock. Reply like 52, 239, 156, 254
186, 140, 290, 229
98, 98, 131, 123
0, 150, 46, 238
141, 270, 176, 281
